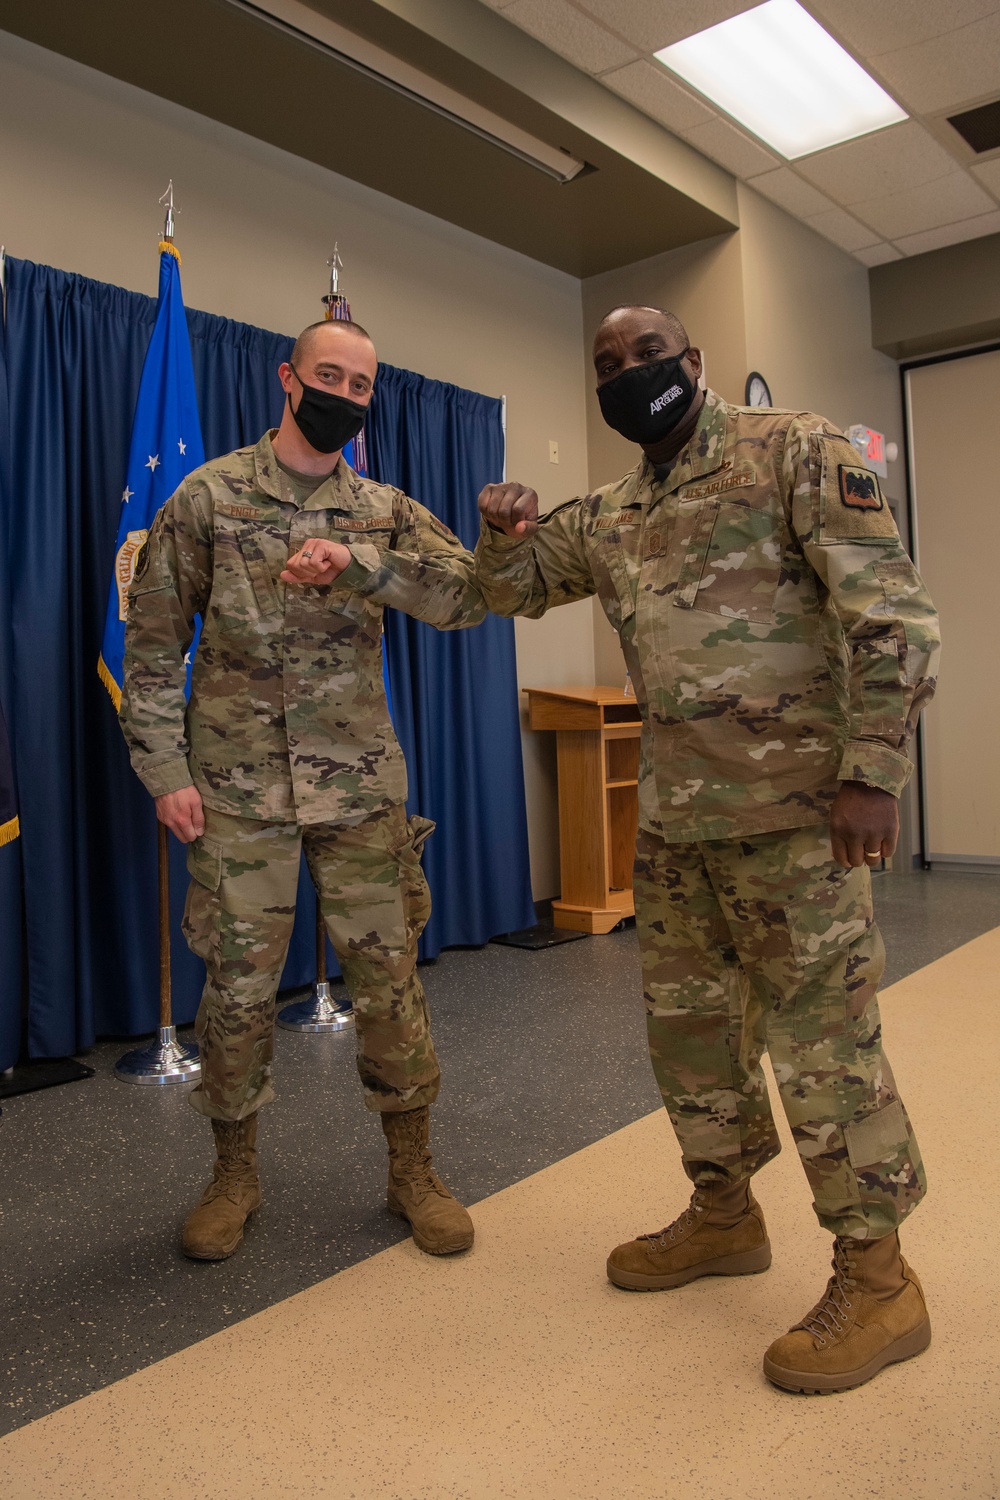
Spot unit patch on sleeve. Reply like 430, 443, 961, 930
839, 465, 883, 511
817, 434, 899, 542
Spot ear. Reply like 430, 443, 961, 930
278, 362, 295, 395
684, 346, 703, 382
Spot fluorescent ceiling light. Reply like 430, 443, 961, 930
655, 0, 907, 159
223, 0, 589, 184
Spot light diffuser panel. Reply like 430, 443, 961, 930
656, 0, 907, 160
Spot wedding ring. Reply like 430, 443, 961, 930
864, 848, 882, 857
303, 550, 314, 558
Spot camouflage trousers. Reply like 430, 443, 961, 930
634, 822, 926, 1240
182, 803, 440, 1121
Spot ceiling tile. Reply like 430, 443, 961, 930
573, 0, 758, 53
971, 157, 1000, 199
682, 118, 781, 178
852, 171, 996, 238
853, 242, 903, 266
803, 206, 882, 251
874, 13, 1000, 114
502, 0, 638, 73
892, 210, 1000, 256
809, 0, 998, 55
601, 59, 716, 132
795, 122, 961, 203
745, 167, 835, 217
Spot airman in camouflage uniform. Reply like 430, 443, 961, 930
121, 318, 482, 1262
477, 305, 940, 1393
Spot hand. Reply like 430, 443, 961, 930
281, 538, 352, 586
155, 786, 205, 844
477, 482, 539, 539
830, 781, 899, 869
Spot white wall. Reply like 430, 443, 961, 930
0, 27, 597, 898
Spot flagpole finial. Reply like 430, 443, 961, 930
322, 244, 347, 320
159, 180, 177, 242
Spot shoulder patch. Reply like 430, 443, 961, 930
816, 435, 898, 543
839, 465, 883, 511
428, 516, 458, 543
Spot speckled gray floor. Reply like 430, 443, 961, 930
1, 868, 997, 1436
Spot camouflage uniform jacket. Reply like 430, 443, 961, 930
475, 390, 940, 843
120, 431, 486, 824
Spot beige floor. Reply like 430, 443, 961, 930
3, 929, 998, 1500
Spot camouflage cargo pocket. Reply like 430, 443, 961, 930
591, 530, 637, 631
394, 814, 436, 944
690, 501, 782, 624
182, 835, 223, 962
784, 866, 874, 1040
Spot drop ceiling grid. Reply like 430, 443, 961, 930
478, 0, 1000, 263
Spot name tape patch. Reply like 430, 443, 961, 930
678, 465, 756, 501
594, 510, 642, 531
331, 516, 395, 532
838, 465, 883, 511
216, 502, 261, 520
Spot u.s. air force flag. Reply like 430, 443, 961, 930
98, 242, 205, 709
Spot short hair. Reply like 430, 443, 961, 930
597, 305, 689, 348
291, 318, 374, 366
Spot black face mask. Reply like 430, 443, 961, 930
597, 351, 696, 446
288, 363, 369, 454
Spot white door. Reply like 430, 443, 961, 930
907, 347, 1000, 866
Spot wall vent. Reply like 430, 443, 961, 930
948, 99, 1000, 154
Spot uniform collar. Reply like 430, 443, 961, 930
638, 389, 731, 500
253, 430, 364, 512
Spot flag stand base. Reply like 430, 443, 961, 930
276, 981, 353, 1033
115, 1026, 201, 1085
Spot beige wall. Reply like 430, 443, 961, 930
737, 185, 904, 498
0, 26, 596, 899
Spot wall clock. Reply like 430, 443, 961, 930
745, 371, 773, 407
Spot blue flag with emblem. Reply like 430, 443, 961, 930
98, 243, 205, 708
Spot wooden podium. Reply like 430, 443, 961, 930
524, 686, 642, 934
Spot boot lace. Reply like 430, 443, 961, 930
392, 1116, 448, 1199
203, 1156, 253, 1205
801, 1239, 858, 1345
641, 1190, 707, 1250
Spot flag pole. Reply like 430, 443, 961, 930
277, 244, 356, 1036
115, 183, 201, 1085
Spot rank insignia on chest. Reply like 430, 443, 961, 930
838, 466, 883, 511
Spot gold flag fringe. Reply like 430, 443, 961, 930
0, 815, 19, 847
158, 240, 181, 264
97, 654, 123, 712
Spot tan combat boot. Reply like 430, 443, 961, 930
763, 1232, 931, 1393
181, 1116, 262, 1261
607, 1179, 771, 1290
382, 1107, 474, 1255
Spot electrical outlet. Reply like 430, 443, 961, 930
548, 440, 559, 464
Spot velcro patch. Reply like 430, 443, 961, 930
593, 510, 641, 531
678, 464, 756, 501
331, 516, 394, 531
839, 465, 883, 511
216, 501, 261, 520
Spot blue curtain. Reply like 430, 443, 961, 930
0, 256, 533, 1059
369, 366, 534, 956
0, 280, 24, 1071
